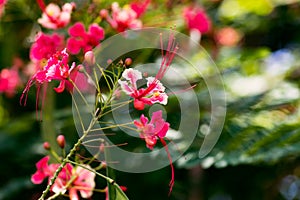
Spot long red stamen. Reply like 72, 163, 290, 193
166, 84, 197, 96
36, 0, 59, 24
135, 32, 178, 101
36, 0, 46, 12
160, 138, 174, 196
156, 32, 178, 80
136, 79, 158, 99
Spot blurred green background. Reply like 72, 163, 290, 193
1, 0, 300, 199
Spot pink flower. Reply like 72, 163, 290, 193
118, 68, 168, 110
0, 0, 7, 18
31, 156, 52, 184
69, 165, 96, 199
51, 163, 73, 195
31, 156, 96, 200
134, 110, 169, 150
183, 6, 211, 34
118, 32, 177, 110
130, 0, 150, 18
37, 1, 75, 29
67, 22, 105, 54
20, 48, 78, 107
100, 2, 143, 32
30, 32, 65, 70
134, 110, 174, 194
0, 67, 21, 97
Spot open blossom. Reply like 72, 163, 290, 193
118, 68, 168, 110
31, 156, 96, 200
0, 67, 21, 97
118, 33, 177, 110
37, 1, 75, 29
30, 32, 65, 71
20, 48, 78, 106
134, 110, 169, 150
134, 110, 174, 194
183, 6, 211, 34
67, 22, 105, 54
100, 2, 146, 32
130, 0, 150, 18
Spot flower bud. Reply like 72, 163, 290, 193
84, 51, 95, 66
101, 161, 107, 169
134, 99, 145, 110
77, 64, 85, 73
43, 142, 51, 150
56, 135, 65, 149
124, 58, 132, 66
100, 9, 108, 18
99, 143, 105, 153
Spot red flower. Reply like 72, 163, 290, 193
134, 110, 169, 149
118, 32, 177, 110
30, 32, 65, 70
67, 22, 105, 54
31, 156, 96, 200
0, 67, 21, 97
130, 0, 150, 18
37, 0, 75, 29
118, 69, 168, 110
100, 2, 144, 32
183, 6, 211, 34
134, 110, 174, 194
31, 156, 53, 184
20, 49, 78, 108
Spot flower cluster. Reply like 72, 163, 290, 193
1, 0, 215, 199
67, 22, 105, 54
118, 33, 178, 194
20, 48, 78, 107
30, 32, 65, 70
32, 156, 96, 200
37, 1, 75, 29
100, 1, 147, 32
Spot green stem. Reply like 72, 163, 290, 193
41, 83, 60, 162
38, 113, 98, 200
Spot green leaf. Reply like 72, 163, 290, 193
110, 183, 129, 200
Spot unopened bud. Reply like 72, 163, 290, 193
77, 64, 85, 73
101, 161, 107, 169
124, 58, 132, 66
99, 143, 105, 153
56, 135, 65, 149
100, 9, 108, 18
107, 59, 112, 65
134, 99, 145, 110
84, 51, 95, 66
43, 142, 51, 150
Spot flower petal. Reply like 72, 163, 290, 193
122, 68, 142, 89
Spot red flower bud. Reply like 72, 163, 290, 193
84, 51, 95, 66
124, 58, 132, 66
99, 143, 105, 153
134, 99, 145, 110
43, 142, 50, 150
100, 9, 108, 18
56, 135, 65, 148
